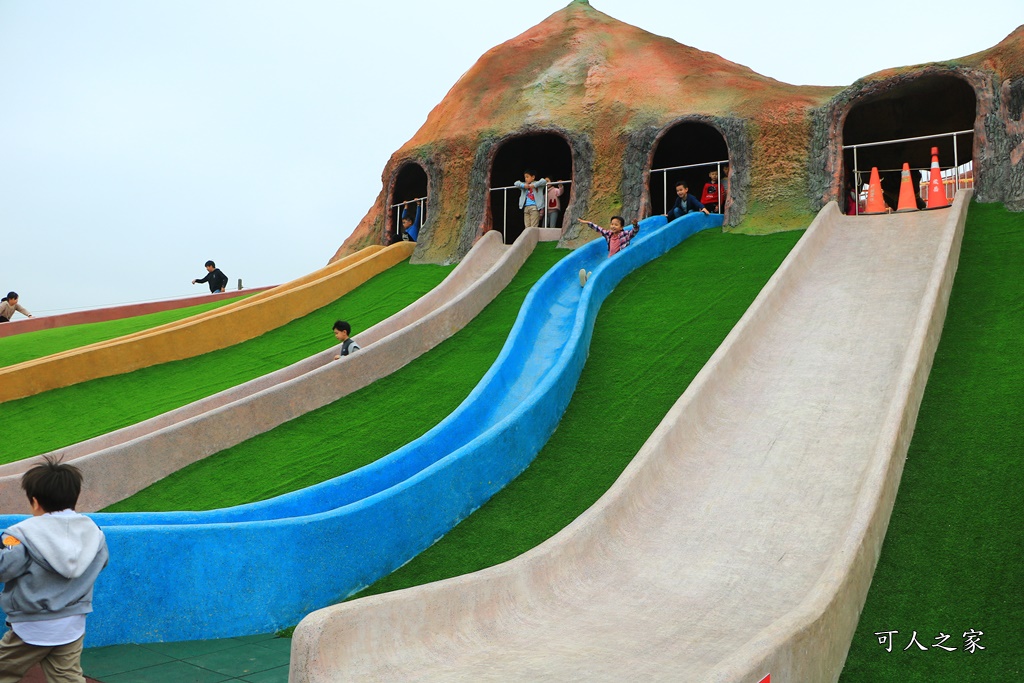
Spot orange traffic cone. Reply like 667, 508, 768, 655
896, 162, 918, 212
926, 146, 950, 210
864, 167, 887, 214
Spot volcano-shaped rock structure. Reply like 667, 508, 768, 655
332, 1, 1024, 264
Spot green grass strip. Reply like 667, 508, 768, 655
0, 295, 250, 368
840, 203, 1024, 681
106, 244, 568, 512
344, 228, 802, 601
0, 261, 453, 465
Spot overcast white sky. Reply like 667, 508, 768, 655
1, 0, 1020, 314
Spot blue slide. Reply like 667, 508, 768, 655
0, 212, 721, 646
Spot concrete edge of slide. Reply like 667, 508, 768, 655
0, 229, 554, 512
287, 196, 968, 682
702, 191, 971, 682
0, 244, 409, 403
0, 287, 277, 339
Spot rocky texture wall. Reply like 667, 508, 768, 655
330, 2, 1024, 264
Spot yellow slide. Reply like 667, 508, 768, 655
0, 242, 414, 403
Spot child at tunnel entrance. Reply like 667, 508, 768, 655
700, 170, 721, 213
514, 170, 547, 229
401, 203, 421, 242
666, 181, 710, 220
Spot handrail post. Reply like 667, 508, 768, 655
543, 185, 548, 228
715, 162, 721, 213
503, 189, 508, 244
853, 147, 859, 216
952, 133, 959, 196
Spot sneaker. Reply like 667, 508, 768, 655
579, 268, 587, 287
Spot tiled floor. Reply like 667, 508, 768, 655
81, 633, 290, 683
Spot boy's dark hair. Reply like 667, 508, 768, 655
524, 168, 537, 177
204, 260, 216, 268
3, 291, 17, 301
22, 455, 83, 512
610, 215, 626, 225
675, 180, 688, 190
333, 320, 351, 335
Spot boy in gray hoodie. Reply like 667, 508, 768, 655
0, 456, 108, 682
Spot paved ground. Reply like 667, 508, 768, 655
80, 634, 289, 682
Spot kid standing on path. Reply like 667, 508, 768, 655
0, 456, 108, 683
191, 260, 229, 293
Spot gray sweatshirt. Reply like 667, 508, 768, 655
0, 512, 108, 623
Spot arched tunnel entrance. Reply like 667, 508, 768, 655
842, 74, 977, 213
649, 121, 729, 216
388, 163, 428, 243
489, 133, 573, 244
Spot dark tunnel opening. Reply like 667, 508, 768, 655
842, 74, 977, 213
388, 163, 428, 243
489, 133, 573, 244
649, 121, 729, 217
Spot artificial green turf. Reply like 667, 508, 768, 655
0, 295, 249, 368
105, 243, 569, 512
0, 261, 453, 465
347, 227, 803, 600
839, 203, 1024, 681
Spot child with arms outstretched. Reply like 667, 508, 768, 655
576, 215, 640, 285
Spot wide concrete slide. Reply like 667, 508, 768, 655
291, 194, 970, 682
0, 229, 560, 512
0, 287, 276, 339
0, 243, 406, 403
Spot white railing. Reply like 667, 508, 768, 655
843, 129, 973, 215
488, 181, 572, 242
388, 196, 427, 241
649, 159, 729, 213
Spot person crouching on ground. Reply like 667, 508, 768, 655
0, 292, 32, 323
0, 455, 108, 682
332, 320, 361, 361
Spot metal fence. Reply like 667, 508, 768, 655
488, 180, 572, 242
843, 129, 973, 215
388, 196, 427, 241
649, 159, 729, 213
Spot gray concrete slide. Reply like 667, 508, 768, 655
290, 194, 971, 682
0, 228, 562, 512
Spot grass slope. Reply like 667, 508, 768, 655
840, 203, 1024, 681
346, 227, 803, 601
106, 244, 568, 511
0, 295, 249, 368
0, 261, 452, 465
